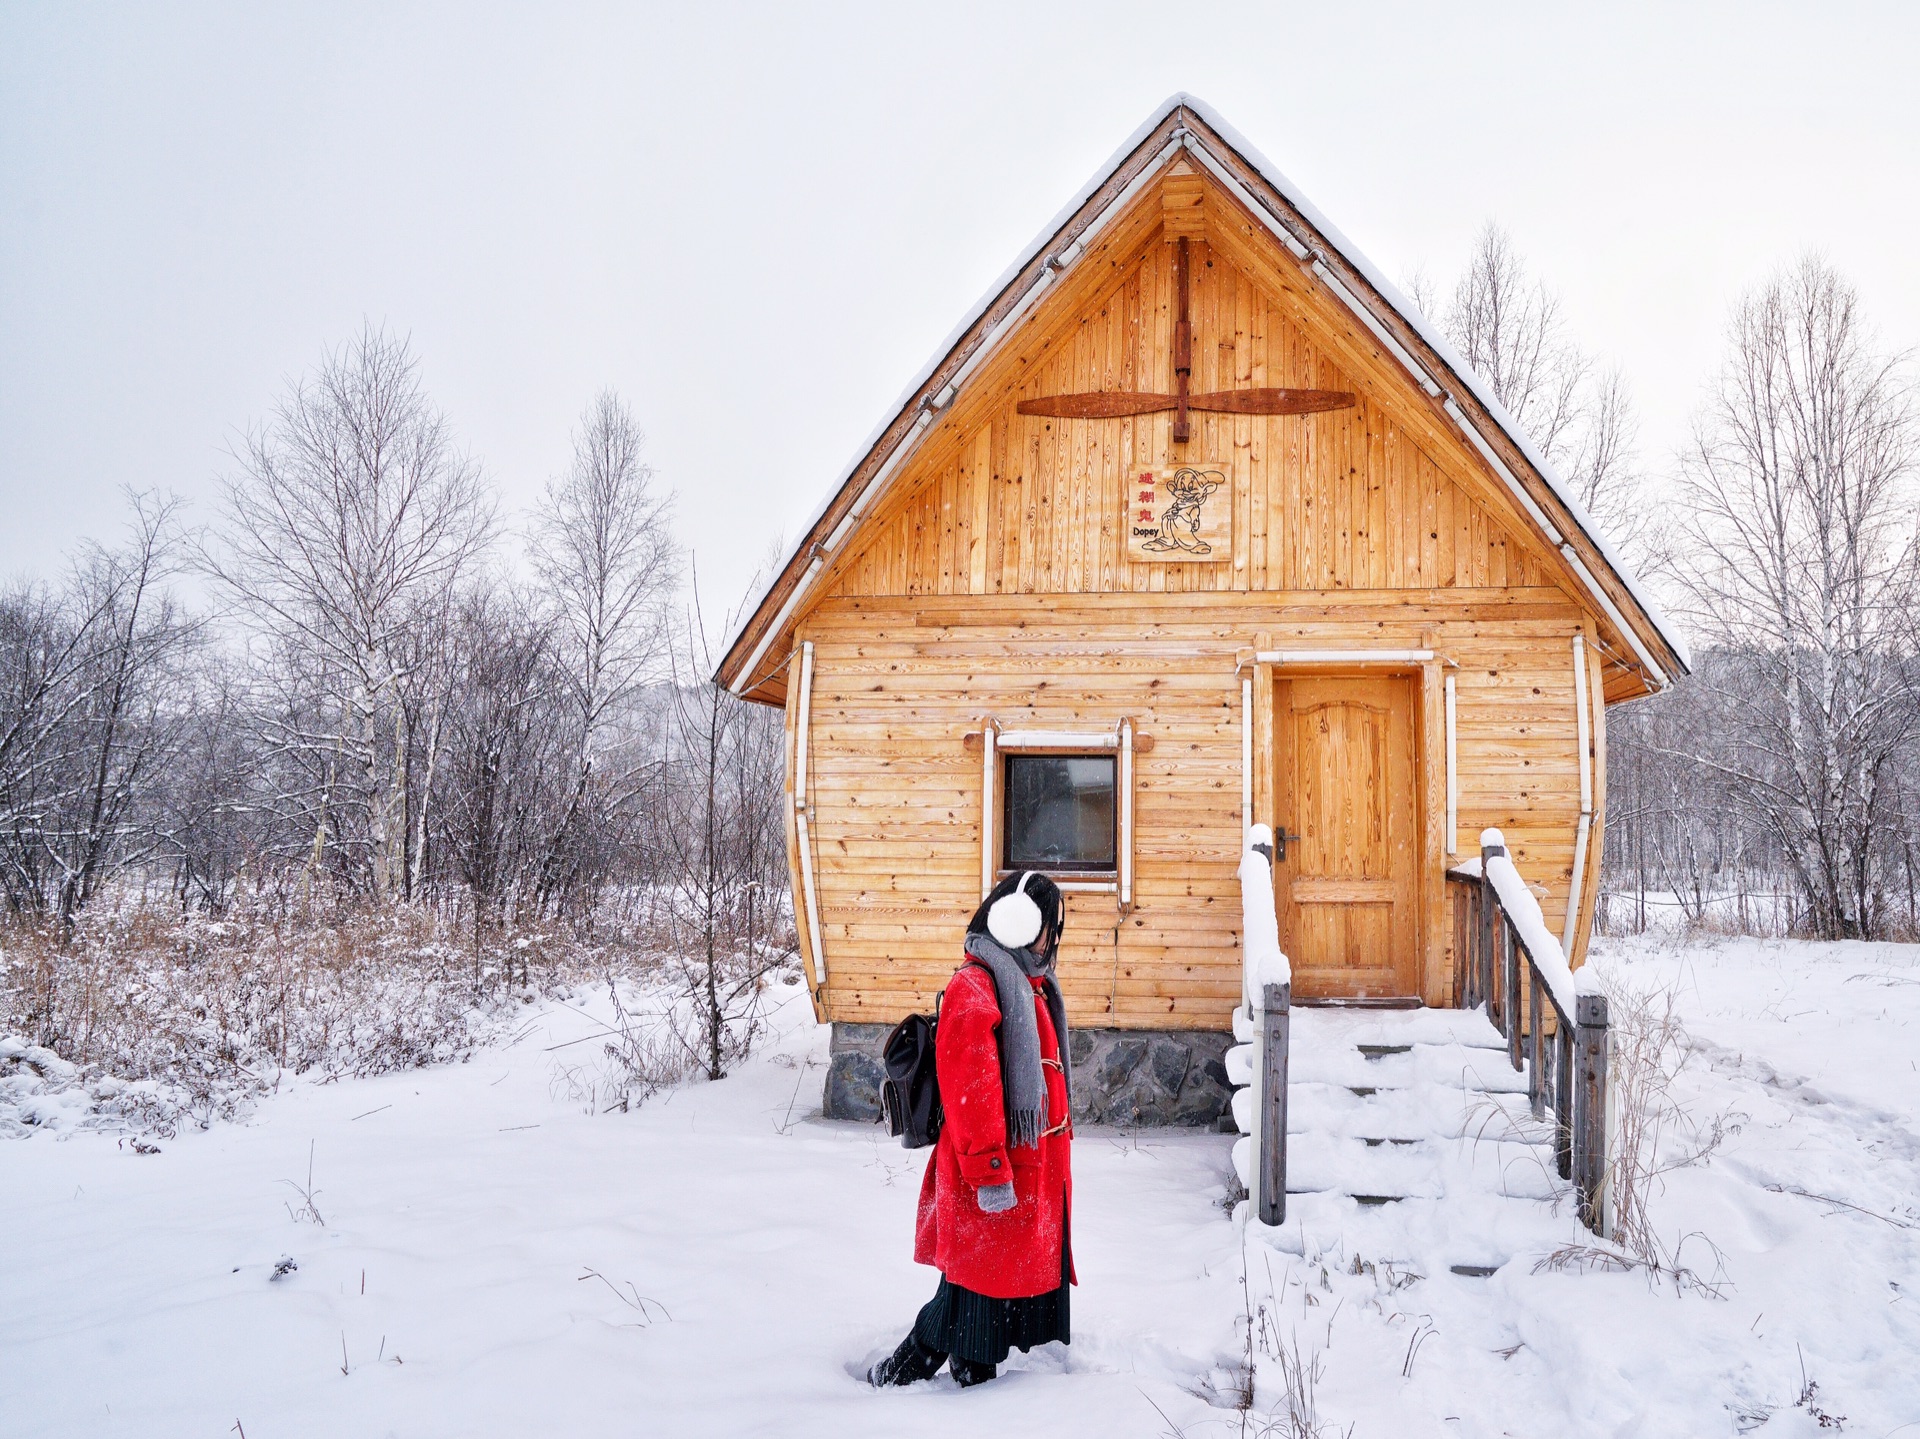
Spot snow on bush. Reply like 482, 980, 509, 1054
0, 899, 668, 1139
550, 940, 802, 1115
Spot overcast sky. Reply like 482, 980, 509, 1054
4, 2, 1917, 624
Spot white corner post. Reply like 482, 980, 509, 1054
1241, 672, 1254, 839
792, 642, 828, 993
980, 720, 999, 901
1444, 672, 1459, 857
1563, 633, 1594, 945
1118, 718, 1135, 907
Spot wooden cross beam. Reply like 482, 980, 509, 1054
1016, 236, 1356, 440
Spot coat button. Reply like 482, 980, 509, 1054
990, 1158, 1001, 1169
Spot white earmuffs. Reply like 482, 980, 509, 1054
986, 870, 1046, 950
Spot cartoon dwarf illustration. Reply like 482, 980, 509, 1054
1140, 466, 1226, 554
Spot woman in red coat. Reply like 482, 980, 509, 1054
869, 871, 1074, 1389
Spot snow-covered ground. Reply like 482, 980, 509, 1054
5, 937, 1920, 1437
1, 977, 1244, 1438
1227, 935, 1920, 1436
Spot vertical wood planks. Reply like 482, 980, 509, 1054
1528, 955, 1545, 1118
1504, 918, 1523, 1073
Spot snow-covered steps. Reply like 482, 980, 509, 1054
1286, 1080, 1539, 1142
1285, 1134, 1563, 1203
1230, 1077, 1541, 1141
1235, 1004, 1581, 1276
1287, 1040, 1530, 1094
1292, 1006, 1508, 1051
1247, 1190, 1575, 1272
1232, 1127, 1561, 1203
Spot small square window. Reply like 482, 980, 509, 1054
1003, 754, 1117, 873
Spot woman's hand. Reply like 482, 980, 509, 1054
976, 1181, 1017, 1214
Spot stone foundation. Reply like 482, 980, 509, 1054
824, 1022, 1233, 1127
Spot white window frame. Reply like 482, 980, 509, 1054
980, 721, 1134, 901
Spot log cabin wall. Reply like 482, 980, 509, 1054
774, 161, 1620, 1039
792, 594, 1603, 1030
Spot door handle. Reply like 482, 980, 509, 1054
1274, 826, 1303, 861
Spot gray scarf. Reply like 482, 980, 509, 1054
963, 932, 1071, 1149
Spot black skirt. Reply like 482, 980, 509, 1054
912, 1212, 1071, 1365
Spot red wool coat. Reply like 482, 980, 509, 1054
914, 958, 1075, 1299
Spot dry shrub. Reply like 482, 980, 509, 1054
0, 895, 653, 1138
552, 957, 800, 1117
1533, 973, 1729, 1295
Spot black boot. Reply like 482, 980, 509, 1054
949, 1356, 998, 1387
868, 1333, 947, 1387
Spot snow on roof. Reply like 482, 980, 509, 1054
720, 94, 1689, 690
1173, 96, 1690, 674
720, 101, 1183, 646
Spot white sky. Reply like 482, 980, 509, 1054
4, 2, 1918, 627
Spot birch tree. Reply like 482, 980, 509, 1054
1677, 255, 1918, 938
45, 495, 196, 923
0, 494, 196, 919
207, 325, 495, 898
1417, 224, 1659, 562
529, 391, 676, 904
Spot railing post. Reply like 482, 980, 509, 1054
1477, 843, 1498, 1018
1573, 991, 1610, 1235
1451, 886, 1467, 1007
1259, 980, 1290, 1226
1443, 891, 1459, 1006
1500, 919, 1520, 1071
1555, 1025, 1574, 1179
1527, 956, 1545, 1118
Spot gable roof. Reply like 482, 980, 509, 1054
716, 94, 1690, 699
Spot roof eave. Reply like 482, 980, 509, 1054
717, 94, 1689, 697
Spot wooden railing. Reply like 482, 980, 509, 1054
1448, 829, 1609, 1234
1233, 827, 1291, 1227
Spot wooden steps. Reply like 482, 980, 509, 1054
1235, 1006, 1576, 1272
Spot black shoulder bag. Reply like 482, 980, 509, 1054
878, 962, 981, 1149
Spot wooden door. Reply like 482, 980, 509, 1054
1273, 674, 1419, 999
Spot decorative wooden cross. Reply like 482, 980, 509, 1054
1017, 236, 1355, 443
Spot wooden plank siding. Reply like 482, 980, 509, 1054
822, 237, 1557, 605
765, 160, 1621, 1032
796, 595, 1595, 1028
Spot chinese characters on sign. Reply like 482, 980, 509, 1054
1124, 464, 1232, 563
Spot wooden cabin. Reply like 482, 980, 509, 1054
716, 96, 1689, 1124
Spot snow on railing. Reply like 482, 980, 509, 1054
1228, 825, 1290, 1227
1451, 829, 1577, 1019
1447, 826, 1609, 1235
1238, 823, 1291, 1003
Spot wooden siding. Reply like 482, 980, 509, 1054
793, 593, 1597, 1029
822, 236, 1556, 605
769, 160, 1619, 1033
724, 119, 1683, 705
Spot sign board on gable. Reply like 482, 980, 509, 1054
1125, 463, 1232, 563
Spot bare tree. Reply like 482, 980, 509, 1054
434, 584, 563, 920
151, 657, 261, 912
655, 575, 788, 1080
206, 325, 495, 898
1439, 225, 1588, 460
530, 392, 676, 904
0, 493, 197, 920
45, 495, 197, 923
1676, 255, 1918, 937
1417, 224, 1662, 563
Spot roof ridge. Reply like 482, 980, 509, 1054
717, 96, 1687, 694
